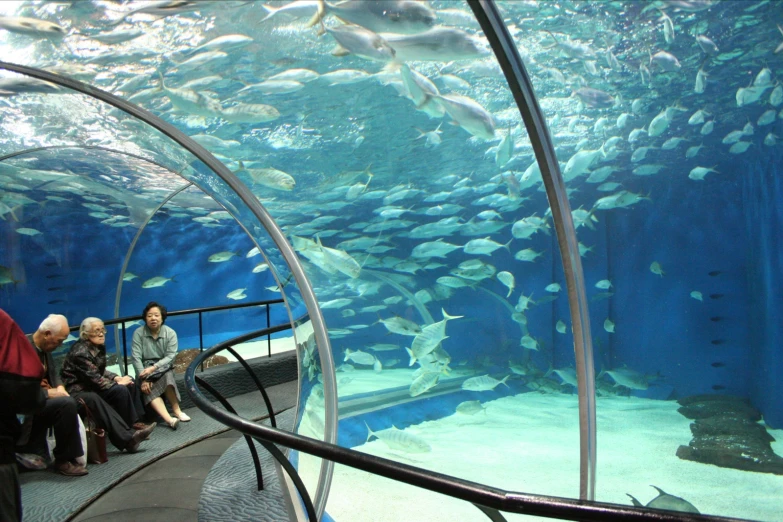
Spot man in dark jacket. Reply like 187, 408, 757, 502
0, 309, 48, 521
15, 314, 87, 477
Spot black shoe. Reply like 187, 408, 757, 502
126, 422, 156, 453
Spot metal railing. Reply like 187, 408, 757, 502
62, 298, 285, 375
185, 331, 748, 522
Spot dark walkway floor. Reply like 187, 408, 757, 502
71, 429, 242, 522
61, 380, 298, 522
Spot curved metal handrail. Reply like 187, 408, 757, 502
185, 340, 748, 522
186, 321, 295, 491
466, 0, 597, 500
197, 377, 266, 491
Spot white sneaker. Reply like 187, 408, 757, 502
176, 412, 191, 422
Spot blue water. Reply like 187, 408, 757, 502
1, 2, 783, 518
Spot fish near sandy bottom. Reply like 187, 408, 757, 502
461, 374, 510, 391
365, 423, 431, 453
627, 486, 700, 514
456, 400, 487, 415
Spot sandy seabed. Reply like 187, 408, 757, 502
297, 392, 783, 522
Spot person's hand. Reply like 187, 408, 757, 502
115, 375, 134, 386
141, 381, 152, 394
47, 387, 69, 399
139, 366, 155, 379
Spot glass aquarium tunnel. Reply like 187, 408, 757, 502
1, 1, 782, 521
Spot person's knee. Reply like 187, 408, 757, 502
61, 397, 78, 415
113, 385, 132, 398
51, 396, 78, 416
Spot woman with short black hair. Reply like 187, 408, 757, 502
131, 302, 190, 429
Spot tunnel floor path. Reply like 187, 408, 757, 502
20, 380, 297, 522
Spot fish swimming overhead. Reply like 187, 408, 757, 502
107, 0, 206, 25
208, 251, 238, 263
381, 27, 488, 62
378, 315, 422, 336
326, 24, 396, 62
236, 162, 296, 191
574, 87, 614, 109
141, 276, 174, 289
432, 93, 495, 140
312, 0, 436, 35
226, 288, 247, 300
0, 16, 65, 37
156, 73, 222, 118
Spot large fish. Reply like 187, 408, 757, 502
381, 28, 488, 62
326, 24, 396, 62
628, 486, 700, 514
236, 162, 296, 191
433, 94, 496, 140
0, 16, 65, 37
312, 0, 436, 35
400, 64, 445, 118
156, 73, 222, 118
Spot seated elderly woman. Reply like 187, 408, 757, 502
61, 317, 155, 452
132, 302, 190, 430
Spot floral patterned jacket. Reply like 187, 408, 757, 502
60, 339, 118, 394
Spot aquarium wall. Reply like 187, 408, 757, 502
2, 1, 783, 521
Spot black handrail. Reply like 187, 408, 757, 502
186, 322, 295, 490
197, 377, 265, 491
185, 333, 749, 522
65, 299, 284, 334
223, 346, 278, 429
58, 298, 286, 374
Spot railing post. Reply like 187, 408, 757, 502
266, 304, 271, 358
199, 311, 204, 372
121, 323, 128, 376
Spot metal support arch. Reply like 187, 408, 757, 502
466, 0, 598, 501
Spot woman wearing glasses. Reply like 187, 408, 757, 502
132, 302, 190, 430
61, 317, 155, 453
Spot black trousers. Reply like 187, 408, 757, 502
72, 391, 134, 450
0, 463, 20, 522
0, 434, 21, 522
98, 383, 145, 427
16, 396, 83, 463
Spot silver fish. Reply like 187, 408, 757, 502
0, 16, 65, 37
327, 24, 396, 62
381, 27, 488, 62
433, 93, 496, 140
313, 0, 436, 35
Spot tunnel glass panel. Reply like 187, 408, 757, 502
498, 0, 783, 519
1, 0, 579, 517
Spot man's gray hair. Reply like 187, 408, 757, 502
38, 314, 68, 335
79, 317, 103, 340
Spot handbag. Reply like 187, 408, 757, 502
145, 362, 172, 382
78, 398, 108, 464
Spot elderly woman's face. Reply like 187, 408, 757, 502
87, 322, 106, 343
145, 307, 162, 329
